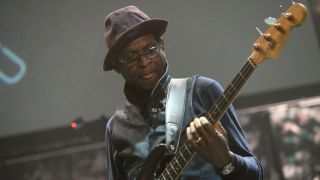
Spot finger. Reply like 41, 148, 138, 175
200, 118, 217, 138
190, 120, 205, 147
200, 119, 228, 145
215, 129, 229, 146
213, 121, 228, 138
194, 117, 210, 144
199, 116, 212, 130
200, 117, 224, 145
190, 121, 199, 139
186, 127, 192, 141
187, 126, 200, 148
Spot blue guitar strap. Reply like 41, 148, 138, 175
165, 78, 188, 154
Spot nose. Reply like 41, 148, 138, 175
137, 55, 151, 67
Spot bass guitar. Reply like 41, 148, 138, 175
137, 3, 308, 180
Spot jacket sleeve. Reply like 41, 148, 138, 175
194, 77, 263, 179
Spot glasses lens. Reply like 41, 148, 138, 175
144, 46, 159, 59
118, 53, 138, 65
117, 43, 160, 66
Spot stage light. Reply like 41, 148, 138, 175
71, 121, 78, 129
70, 118, 84, 129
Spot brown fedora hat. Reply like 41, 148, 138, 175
103, 5, 168, 71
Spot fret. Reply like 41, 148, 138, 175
165, 168, 173, 180
167, 166, 175, 177
214, 103, 222, 112
231, 75, 243, 91
229, 83, 237, 98
170, 163, 177, 174
238, 71, 245, 80
170, 158, 181, 173
236, 79, 245, 90
160, 174, 166, 180
248, 59, 257, 68
186, 140, 193, 149
223, 88, 232, 100
179, 151, 187, 163
222, 94, 231, 105
206, 112, 214, 123
230, 82, 236, 91
181, 148, 190, 160
211, 107, 221, 121
184, 144, 192, 156
224, 84, 236, 100
174, 157, 182, 169
231, 76, 241, 90
214, 104, 222, 115
176, 154, 183, 165
219, 95, 230, 111
232, 74, 243, 87
216, 97, 227, 112
240, 68, 250, 80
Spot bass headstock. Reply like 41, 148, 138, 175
250, 3, 308, 66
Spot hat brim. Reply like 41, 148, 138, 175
103, 19, 168, 71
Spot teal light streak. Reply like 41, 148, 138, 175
0, 42, 27, 85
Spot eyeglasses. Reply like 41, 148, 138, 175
116, 43, 160, 67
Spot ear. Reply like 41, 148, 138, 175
159, 38, 164, 51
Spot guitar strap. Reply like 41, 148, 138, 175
165, 78, 188, 154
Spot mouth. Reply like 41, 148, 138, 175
140, 72, 156, 80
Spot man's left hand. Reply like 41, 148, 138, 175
186, 116, 233, 170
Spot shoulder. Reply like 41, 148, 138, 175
194, 76, 224, 94
106, 102, 142, 133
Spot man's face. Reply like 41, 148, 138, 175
114, 34, 166, 90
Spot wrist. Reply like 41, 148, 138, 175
218, 151, 235, 176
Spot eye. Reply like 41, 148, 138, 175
145, 46, 158, 58
118, 53, 135, 64
126, 53, 140, 63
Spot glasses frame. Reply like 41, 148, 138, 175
115, 42, 161, 68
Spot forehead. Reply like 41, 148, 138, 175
122, 34, 156, 52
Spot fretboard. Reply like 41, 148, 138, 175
157, 58, 257, 180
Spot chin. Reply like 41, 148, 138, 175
141, 82, 156, 90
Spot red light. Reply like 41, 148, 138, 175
71, 121, 77, 129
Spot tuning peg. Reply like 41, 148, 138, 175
274, 23, 283, 31
255, 27, 263, 35
282, 12, 294, 21
263, 33, 272, 41
253, 43, 262, 52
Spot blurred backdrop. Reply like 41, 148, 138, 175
0, 0, 319, 179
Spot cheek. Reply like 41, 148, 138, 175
156, 54, 167, 71
120, 67, 140, 83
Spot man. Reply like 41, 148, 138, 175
104, 5, 263, 180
